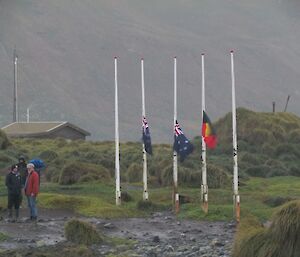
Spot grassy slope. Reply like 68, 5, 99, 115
1, 176, 299, 221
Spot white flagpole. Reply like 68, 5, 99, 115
201, 53, 208, 213
141, 58, 149, 201
173, 57, 179, 214
231, 51, 240, 222
27, 108, 30, 123
114, 57, 121, 206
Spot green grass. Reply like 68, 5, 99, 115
0, 232, 9, 241
0, 176, 299, 221
2, 176, 286, 221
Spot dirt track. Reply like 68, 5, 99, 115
0, 208, 236, 256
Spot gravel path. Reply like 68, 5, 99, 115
0, 209, 236, 257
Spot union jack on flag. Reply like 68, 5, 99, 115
142, 116, 152, 155
173, 120, 194, 162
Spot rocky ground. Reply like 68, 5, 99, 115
0, 208, 236, 257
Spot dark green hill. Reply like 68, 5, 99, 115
212, 108, 300, 178
215, 108, 300, 147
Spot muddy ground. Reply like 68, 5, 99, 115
0, 208, 236, 257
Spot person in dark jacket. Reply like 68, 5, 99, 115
17, 156, 28, 187
17, 156, 28, 207
5, 164, 22, 221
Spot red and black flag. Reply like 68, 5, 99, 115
202, 111, 217, 149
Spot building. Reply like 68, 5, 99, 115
1, 122, 91, 140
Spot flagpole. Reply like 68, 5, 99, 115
201, 53, 208, 213
173, 57, 179, 214
231, 51, 240, 222
141, 58, 149, 201
115, 57, 121, 206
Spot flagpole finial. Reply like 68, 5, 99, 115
114, 56, 118, 59
201, 53, 205, 56
174, 56, 177, 59
141, 57, 144, 61
230, 50, 234, 53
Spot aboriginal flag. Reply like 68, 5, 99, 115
202, 111, 217, 149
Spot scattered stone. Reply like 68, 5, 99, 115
103, 223, 115, 229
152, 236, 160, 243
165, 244, 174, 252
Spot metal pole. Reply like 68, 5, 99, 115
231, 51, 240, 222
173, 57, 179, 214
27, 108, 30, 123
284, 95, 290, 112
141, 58, 149, 201
13, 49, 18, 122
201, 53, 208, 213
115, 57, 121, 206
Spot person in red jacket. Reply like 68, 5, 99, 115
24, 163, 39, 221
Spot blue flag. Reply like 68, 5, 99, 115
173, 120, 194, 162
142, 116, 152, 155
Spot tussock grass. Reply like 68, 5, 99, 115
59, 162, 111, 185
0, 130, 10, 150
0, 232, 9, 241
233, 200, 300, 257
65, 219, 103, 245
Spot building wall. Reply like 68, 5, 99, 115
47, 126, 86, 140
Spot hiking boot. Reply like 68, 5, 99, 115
15, 209, 19, 219
8, 209, 12, 219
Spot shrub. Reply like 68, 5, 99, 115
78, 174, 99, 183
127, 163, 142, 183
0, 130, 10, 150
44, 166, 60, 182
263, 196, 293, 207
245, 129, 275, 145
240, 152, 261, 164
275, 143, 300, 158
245, 165, 271, 178
0, 153, 14, 166
136, 200, 161, 211
59, 162, 111, 185
289, 166, 300, 176
287, 129, 300, 143
207, 164, 230, 188
64, 219, 103, 245
261, 143, 275, 157
121, 191, 133, 202
161, 164, 173, 186
39, 150, 58, 162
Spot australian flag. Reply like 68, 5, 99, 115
173, 120, 194, 162
142, 116, 152, 154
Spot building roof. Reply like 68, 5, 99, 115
1, 122, 91, 137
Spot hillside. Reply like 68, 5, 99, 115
0, 108, 300, 186
1, 0, 300, 141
